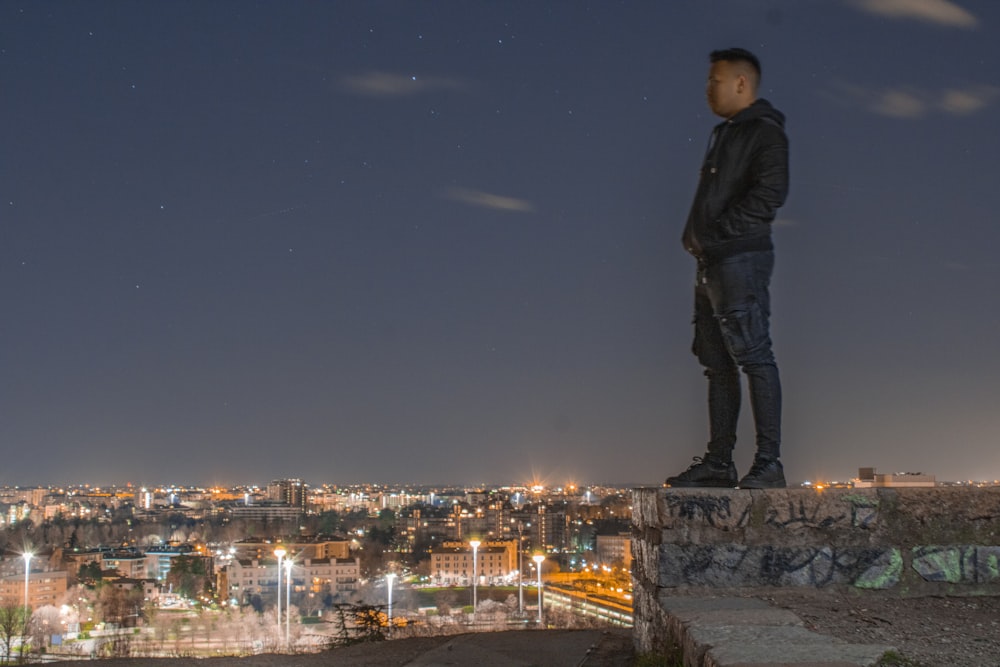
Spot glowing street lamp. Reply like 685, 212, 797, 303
21, 552, 32, 661
511, 520, 525, 615
284, 559, 293, 647
22, 552, 33, 613
386, 572, 397, 629
469, 539, 481, 614
532, 554, 545, 625
274, 547, 286, 647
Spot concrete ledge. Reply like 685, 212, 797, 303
633, 487, 1000, 592
657, 596, 892, 667
631, 487, 1000, 659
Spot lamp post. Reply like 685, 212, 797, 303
469, 539, 480, 615
532, 554, 545, 625
515, 522, 526, 615
284, 558, 293, 647
22, 552, 32, 613
21, 552, 32, 661
386, 572, 396, 630
273, 547, 286, 648
509, 519, 532, 617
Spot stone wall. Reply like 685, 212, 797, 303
631, 486, 1000, 654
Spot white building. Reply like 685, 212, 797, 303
854, 467, 936, 488
429, 541, 516, 586
225, 557, 361, 602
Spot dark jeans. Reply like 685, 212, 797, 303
692, 250, 781, 461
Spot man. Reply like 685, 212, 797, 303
666, 48, 789, 489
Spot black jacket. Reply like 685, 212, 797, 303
682, 98, 789, 263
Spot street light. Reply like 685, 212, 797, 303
469, 539, 480, 614
532, 554, 545, 625
22, 552, 33, 613
274, 547, 286, 648
513, 522, 527, 615
284, 559, 293, 647
21, 552, 32, 661
386, 572, 396, 630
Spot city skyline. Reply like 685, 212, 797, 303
3, 1, 999, 486
4, 471, 998, 494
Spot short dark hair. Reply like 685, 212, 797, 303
710, 48, 761, 88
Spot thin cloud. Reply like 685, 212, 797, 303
829, 82, 999, 118
444, 187, 536, 213
340, 71, 467, 97
942, 260, 971, 272
873, 88, 926, 118
939, 86, 1000, 114
848, 0, 979, 28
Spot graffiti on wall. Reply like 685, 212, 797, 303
663, 491, 880, 533
658, 544, 902, 589
666, 494, 751, 530
912, 546, 1000, 584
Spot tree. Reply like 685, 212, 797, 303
314, 511, 342, 534
327, 603, 387, 647
0, 602, 30, 665
96, 585, 144, 628
164, 555, 209, 600
78, 562, 103, 587
297, 590, 323, 618
29, 605, 61, 657
435, 590, 458, 618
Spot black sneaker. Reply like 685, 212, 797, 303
738, 458, 786, 489
665, 456, 738, 488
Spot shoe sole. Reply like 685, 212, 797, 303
666, 480, 738, 488
737, 481, 786, 489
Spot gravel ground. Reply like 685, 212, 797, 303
765, 592, 1000, 667
47, 629, 634, 667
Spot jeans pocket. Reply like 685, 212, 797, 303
717, 301, 766, 362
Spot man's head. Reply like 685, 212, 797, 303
706, 48, 761, 119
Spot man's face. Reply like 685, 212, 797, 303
706, 60, 746, 119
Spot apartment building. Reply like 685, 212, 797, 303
595, 532, 632, 570
231, 538, 350, 562
267, 479, 308, 509
228, 503, 304, 521
429, 540, 516, 586
225, 556, 361, 601
103, 549, 148, 579
144, 545, 198, 582
0, 570, 68, 609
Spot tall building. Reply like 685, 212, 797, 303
511, 504, 568, 553
595, 533, 632, 570
268, 479, 308, 509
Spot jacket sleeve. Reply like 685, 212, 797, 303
716, 123, 789, 234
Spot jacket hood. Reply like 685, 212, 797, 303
729, 98, 785, 128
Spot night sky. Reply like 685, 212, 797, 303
3, 1, 998, 487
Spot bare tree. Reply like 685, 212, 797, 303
27, 605, 61, 658
226, 606, 266, 655
297, 590, 323, 618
